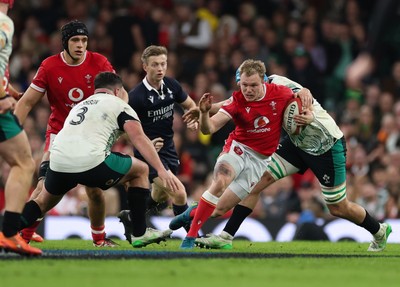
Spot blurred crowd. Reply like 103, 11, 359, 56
1, 0, 400, 225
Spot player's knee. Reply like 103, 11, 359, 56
128, 159, 149, 181
172, 188, 187, 203
327, 199, 348, 218
24, 157, 36, 174
12, 154, 36, 174
137, 161, 149, 179
322, 183, 347, 213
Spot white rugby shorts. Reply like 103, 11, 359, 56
216, 140, 271, 200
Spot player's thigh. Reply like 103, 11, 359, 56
224, 148, 270, 199
73, 153, 136, 190
45, 169, 78, 196
307, 138, 347, 204
0, 114, 33, 166
307, 138, 346, 187
107, 152, 147, 184
0, 132, 32, 164
268, 140, 303, 181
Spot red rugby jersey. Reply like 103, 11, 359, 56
221, 83, 293, 156
31, 51, 114, 137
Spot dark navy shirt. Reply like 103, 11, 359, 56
128, 76, 188, 175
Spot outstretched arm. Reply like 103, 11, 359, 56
179, 96, 198, 130
199, 93, 230, 134
182, 96, 227, 126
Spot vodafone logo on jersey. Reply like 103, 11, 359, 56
68, 88, 84, 102
247, 116, 271, 133
254, 116, 269, 128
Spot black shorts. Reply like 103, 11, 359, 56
274, 136, 347, 187
45, 152, 132, 195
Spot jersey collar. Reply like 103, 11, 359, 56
143, 77, 167, 100
143, 77, 165, 92
256, 82, 267, 101
60, 51, 87, 66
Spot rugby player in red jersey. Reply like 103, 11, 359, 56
14, 20, 117, 247
171, 59, 298, 248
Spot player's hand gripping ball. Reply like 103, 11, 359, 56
283, 97, 303, 135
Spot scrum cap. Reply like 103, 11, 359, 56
61, 20, 88, 51
0, 0, 14, 8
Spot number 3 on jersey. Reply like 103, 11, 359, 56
70, 106, 88, 125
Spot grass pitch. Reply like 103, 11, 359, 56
1, 239, 399, 287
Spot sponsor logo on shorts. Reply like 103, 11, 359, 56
106, 178, 120, 186
234, 146, 243, 156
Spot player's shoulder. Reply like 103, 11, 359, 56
86, 51, 108, 61
266, 82, 293, 95
129, 81, 146, 95
162, 76, 182, 90
231, 89, 241, 99
40, 53, 63, 69
128, 81, 147, 104
91, 93, 122, 107
224, 90, 241, 105
85, 51, 110, 66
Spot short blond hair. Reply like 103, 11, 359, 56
239, 59, 266, 81
141, 45, 168, 64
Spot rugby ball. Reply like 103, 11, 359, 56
283, 97, 303, 135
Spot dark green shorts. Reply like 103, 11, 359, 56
0, 111, 23, 142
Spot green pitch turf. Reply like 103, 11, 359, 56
1, 239, 399, 287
